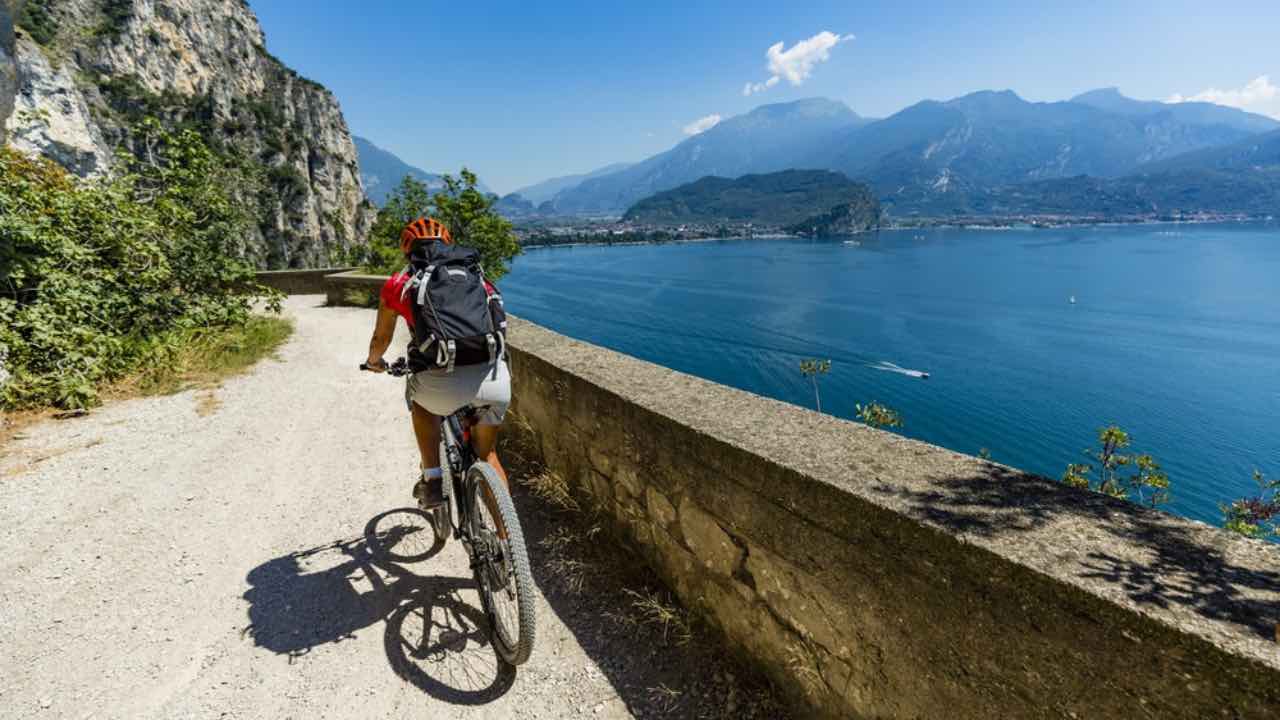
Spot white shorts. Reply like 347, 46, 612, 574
405, 359, 510, 426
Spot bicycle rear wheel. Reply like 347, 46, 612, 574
467, 461, 536, 665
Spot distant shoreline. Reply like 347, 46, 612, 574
519, 216, 1275, 251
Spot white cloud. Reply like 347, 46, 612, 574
1166, 75, 1280, 119
743, 31, 853, 96
682, 113, 722, 136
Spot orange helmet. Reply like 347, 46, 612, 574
400, 216, 452, 254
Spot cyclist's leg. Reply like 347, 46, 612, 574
470, 424, 508, 490
410, 401, 441, 470
470, 423, 509, 539
469, 359, 511, 491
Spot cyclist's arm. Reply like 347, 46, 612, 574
366, 300, 398, 369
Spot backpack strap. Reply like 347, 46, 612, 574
417, 332, 436, 355
415, 264, 436, 307
398, 266, 415, 303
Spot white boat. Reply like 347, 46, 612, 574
1069, 295, 1077, 304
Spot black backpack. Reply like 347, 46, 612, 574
401, 240, 506, 373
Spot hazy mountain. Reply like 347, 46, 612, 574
494, 192, 538, 219
547, 88, 1277, 219
513, 162, 634, 206
352, 136, 442, 205
624, 169, 879, 230
979, 130, 1280, 216
825, 89, 1280, 215
551, 98, 868, 214
352, 136, 496, 206
1070, 87, 1277, 133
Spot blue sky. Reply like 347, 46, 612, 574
250, 1, 1280, 194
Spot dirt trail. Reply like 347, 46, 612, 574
0, 296, 782, 720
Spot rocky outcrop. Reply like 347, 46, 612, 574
788, 197, 881, 237
2, 0, 373, 267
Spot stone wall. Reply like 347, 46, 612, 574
504, 317, 1280, 719
252, 267, 384, 307
255, 267, 354, 295
319, 270, 385, 307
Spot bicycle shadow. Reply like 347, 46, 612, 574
241, 507, 515, 704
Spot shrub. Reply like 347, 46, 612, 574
16, 0, 59, 46
0, 122, 279, 409
856, 401, 903, 429
354, 170, 522, 280
1061, 426, 1170, 508
1221, 471, 1279, 538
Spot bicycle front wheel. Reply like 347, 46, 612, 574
467, 461, 536, 665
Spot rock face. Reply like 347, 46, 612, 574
1, 0, 373, 267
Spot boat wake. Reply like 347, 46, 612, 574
870, 361, 930, 379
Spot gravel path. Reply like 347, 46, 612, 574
0, 296, 783, 720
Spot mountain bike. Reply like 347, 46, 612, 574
360, 357, 536, 665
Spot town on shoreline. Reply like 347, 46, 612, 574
516, 211, 1271, 247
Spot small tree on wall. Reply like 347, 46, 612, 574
799, 359, 831, 412
1221, 470, 1280, 538
856, 402, 903, 430
1062, 426, 1170, 508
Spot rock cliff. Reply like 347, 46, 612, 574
1, 0, 373, 267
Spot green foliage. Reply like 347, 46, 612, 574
16, 0, 60, 46
798, 358, 830, 412
624, 170, 879, 228
855, 402, 903, 430
1221, 470, 1280, 538
0, 124, 280, 410
1061, 426, 1170, 507
93, 0, 135, 39
357, 170, 522, 280
126, 316, 293, 397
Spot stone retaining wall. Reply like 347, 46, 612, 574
253, 267, 384, 306
254, 267, 354, 295
319, 270, 386, 307
504, 317, 1280, 719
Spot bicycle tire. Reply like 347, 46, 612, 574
467, 461, 536, 665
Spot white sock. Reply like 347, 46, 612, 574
422, 467, 443, 481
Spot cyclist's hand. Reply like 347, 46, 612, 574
363, 357, 387, 373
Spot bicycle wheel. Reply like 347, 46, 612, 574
466, 461, 536, 665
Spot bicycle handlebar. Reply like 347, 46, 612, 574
360, 357, 412, 377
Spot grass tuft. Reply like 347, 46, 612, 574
521, 469, 580, 512
114, 315, 294, 398
622, 588, 693, 646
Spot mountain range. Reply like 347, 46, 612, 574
353, 136, 443, 205
534, 89, 1279, 219
512, 162, 635, 206
978, 129, 1280, 216
352, 136, 496, 205
551, 98, 867, 215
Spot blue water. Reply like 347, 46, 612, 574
500, 224, 1280, 527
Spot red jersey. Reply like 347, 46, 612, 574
380, 271, 416, 328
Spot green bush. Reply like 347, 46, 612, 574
16, 0, 60, 46
1061, 426, 1170, 508
0, 121, 280, 410
350, 170, 521, 280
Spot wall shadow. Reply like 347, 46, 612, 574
242, 507, 514, 704
872, 465, 1280, 640
496, 433, 790, 720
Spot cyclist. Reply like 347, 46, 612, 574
363, 217, 511, 506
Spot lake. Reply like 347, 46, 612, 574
499, 223, 1280, 528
